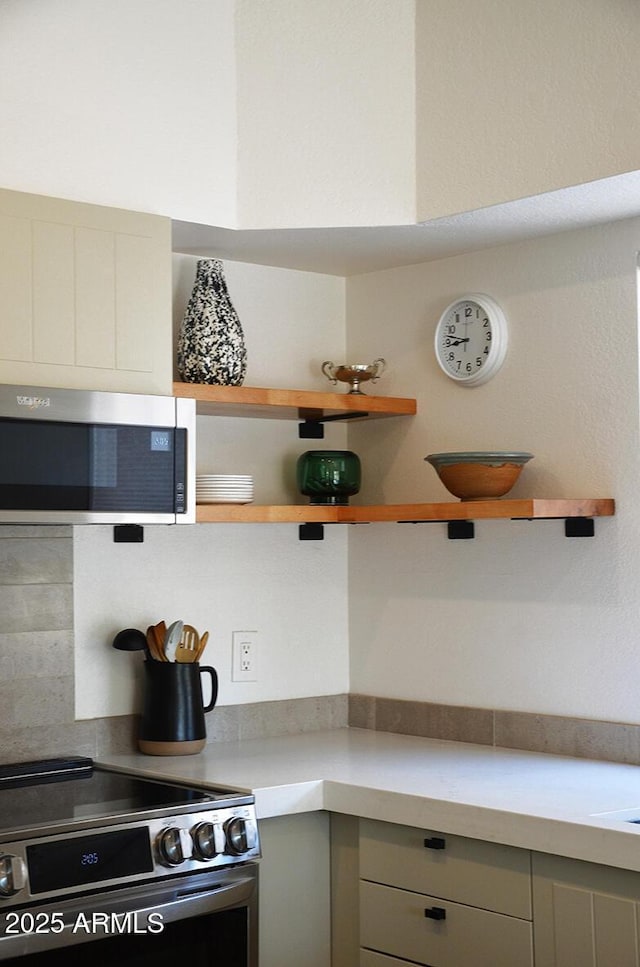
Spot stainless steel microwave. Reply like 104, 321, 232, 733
0, 384, 196, 524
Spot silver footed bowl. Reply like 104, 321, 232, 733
322, 358, 386, 394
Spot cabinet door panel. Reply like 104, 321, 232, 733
0, 187, 171, 394
540, 882, 640, 967
533, 853, 640, 967
360, 818, 531, 918
0, 213, 32, 360
360, 881, 533, 967
594, 892, 639, 967
32, 221, 75, 364
75, 227, 116, 370
115, 232, 155, 373
551, 883, 596, 966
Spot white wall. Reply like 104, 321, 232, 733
346, 217, 640, 722
0, 0, 415, 229
0, 0, 238, 225
234, 0, 416, 228
74, 257, 349, 718
8, 1, 640, 725
6, 1, 640, 234
415, 0, 640, 220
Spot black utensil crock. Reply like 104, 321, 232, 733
138, 660, 218, 756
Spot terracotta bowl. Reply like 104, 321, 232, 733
424, 451, 534, 501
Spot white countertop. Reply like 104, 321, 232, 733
100, 727, 640, 872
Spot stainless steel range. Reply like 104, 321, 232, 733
0, 757, 260, 965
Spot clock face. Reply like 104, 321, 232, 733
434, 294, 508, 385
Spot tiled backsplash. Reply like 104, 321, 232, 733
0, 526, 139, 762
1, 526, 637, 767
0, 525, 93, 763
349, 695, 640, 766
0, 525, 348, 762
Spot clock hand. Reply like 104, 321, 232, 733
448, 337, 470, 346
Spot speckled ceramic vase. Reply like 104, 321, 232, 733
178, 259, 247, 385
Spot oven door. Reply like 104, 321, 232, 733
0, 865, 257, 967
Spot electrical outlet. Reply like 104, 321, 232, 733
232, 631, 258, 682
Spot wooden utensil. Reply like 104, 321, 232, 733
146, 623, 167, 661
175, 624, 200, 663
146, 626, 162, 661
152, 621, 167, 661
194, 630, 209, 662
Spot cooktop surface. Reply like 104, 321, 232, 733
0, 757, 244, 837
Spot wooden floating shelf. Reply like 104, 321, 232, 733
195, 498, 615, 525
176, 383, 615, 533
173, 382, 416, 421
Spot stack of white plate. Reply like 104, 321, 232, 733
196, 474, 254, 504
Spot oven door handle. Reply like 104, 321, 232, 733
169, 873, 256, 917
0, 870, 257, 959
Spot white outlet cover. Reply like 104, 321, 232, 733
232, 630, 258, 682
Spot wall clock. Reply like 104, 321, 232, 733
434, 293, 508, 385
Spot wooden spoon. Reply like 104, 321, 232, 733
146, 626, 164, 661
152, 621, 167, 660
175, 624, 200, 663
194, 631, 209, 663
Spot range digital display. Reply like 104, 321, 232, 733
27, 828, 153, 894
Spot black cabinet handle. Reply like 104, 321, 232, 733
424, 906, 447, 921
424, 836, 446, 850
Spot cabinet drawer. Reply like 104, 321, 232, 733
360, 950, 415, 967
359, 818, 531, 918
360, 880, 533, 967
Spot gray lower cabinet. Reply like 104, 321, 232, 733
360, 953, 410, 967
259, 812, 331, 967
332, 814, 640, 967
358, 819, 534, 967
532, 852, 640, 967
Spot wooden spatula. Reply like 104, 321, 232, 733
175, 624, 200, 663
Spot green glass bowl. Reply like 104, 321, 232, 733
296, 450, 361, 505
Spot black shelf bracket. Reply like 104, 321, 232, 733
397, 519, 476, 539
299, 522, 325, 541
113, 524, 144, 543
299, 515, 597, 541
564, 517, 595, 538
298, 412, 369, 439
513, 516, 597, 537
447, 520, 475, 540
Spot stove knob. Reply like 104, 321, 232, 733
0, 854, 27, 897
191, 822, 218, 861
224, 817, 257, 856
157, 827, 191, 866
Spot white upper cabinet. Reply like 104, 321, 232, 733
0, 188, 172, 395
